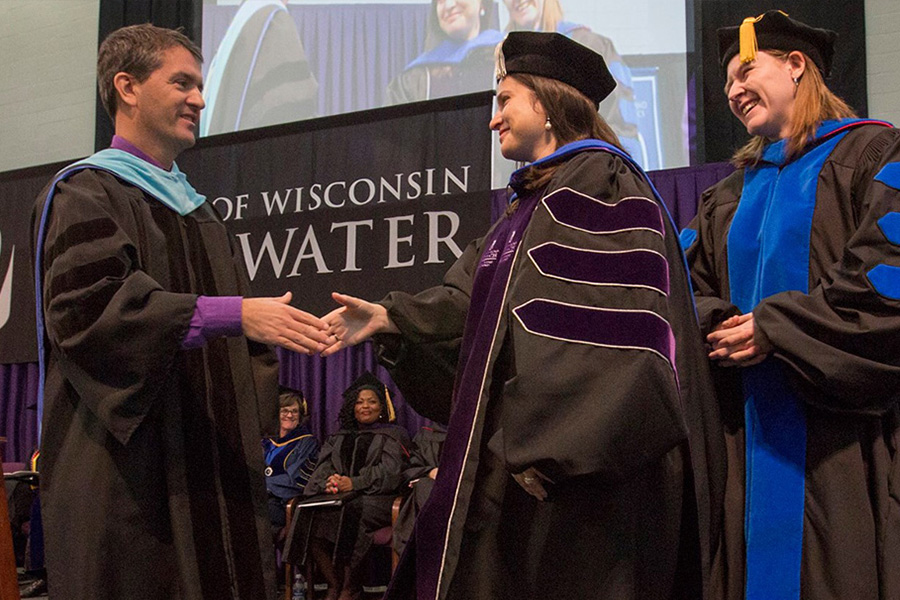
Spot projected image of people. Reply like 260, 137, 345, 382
201, 0, 318, 136
503, 0, 643, 163
385, 0, 502, 104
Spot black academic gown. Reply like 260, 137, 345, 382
294, 424, 410, 568
33, 169, 279, 600
682, 120, 900, 599
392, 425, 447, 557
380, 141, 724, 600
384, 34, 500, 105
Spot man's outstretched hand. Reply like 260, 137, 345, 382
242, 292, 330, 354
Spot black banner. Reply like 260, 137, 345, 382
0, 160, 66, 365
0, 93, 494, 364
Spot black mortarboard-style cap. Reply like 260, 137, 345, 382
279, 384, 304, 397
717, 10, 837, 77
342, 371, 396, 422
278, 384, 307, 415
498, 31, 616, 107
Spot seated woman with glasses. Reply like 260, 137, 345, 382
262, 386, 320, 531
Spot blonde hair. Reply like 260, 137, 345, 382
505, 0, 563, 32
503, 73, 622, 194
732, 50, 855, 167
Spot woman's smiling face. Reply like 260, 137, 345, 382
504, 0, 544, 30
437, 0, 483, 41
354, 389, 383, 425
725, 50, 801, 141
489, 76, 557, 163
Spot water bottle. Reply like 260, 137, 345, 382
291, 572, 306, 600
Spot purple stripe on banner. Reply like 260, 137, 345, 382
528, 242, 669, 295
542, 187, 664, 236
513, 298, 675, 368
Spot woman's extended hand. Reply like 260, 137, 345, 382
321, 292, 399, 357
512, 467, 554, 502
707, 313, 772, 367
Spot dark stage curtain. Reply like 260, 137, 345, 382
1, 161, 732, 457
0, 363, 39, 464
648, 161, 734, 229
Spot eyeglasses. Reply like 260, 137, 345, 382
280, 408, 301, 416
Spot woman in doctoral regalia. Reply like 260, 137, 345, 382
680, 10, 900, 600
385, 0, 502, 104
323, 31, 724, 600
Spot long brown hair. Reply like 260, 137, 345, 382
731, 50, 856, 168
425, 0, 498, 51
509, 73, 622, 192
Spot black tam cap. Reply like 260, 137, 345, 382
498, 31, 616, 107
342, 371, 396, 422
717, 10, 837, 77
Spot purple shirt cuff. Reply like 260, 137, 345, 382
182, 296, 243, 349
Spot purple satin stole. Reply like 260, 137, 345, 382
411, 188, 542, 599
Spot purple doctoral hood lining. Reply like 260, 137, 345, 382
512, 298, 676, 371
542, 187, 665, 237
528, 242, 670, 295
405, 187, 545, 600
400, 141, 675, 600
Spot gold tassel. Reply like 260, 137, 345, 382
739, 16, 760, 64
495, 39, 507, 82
384, 386, 396, 422
739, 10, 792, 65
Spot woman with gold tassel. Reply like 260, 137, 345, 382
681, 10, 900, 600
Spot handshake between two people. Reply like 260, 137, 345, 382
241, 291, 398, 356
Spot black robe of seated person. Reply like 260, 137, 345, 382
392, 425, 447, 557
288, 424, 410, 568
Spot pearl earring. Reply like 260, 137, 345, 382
544, 117, 552, 131
480, 8, 485, 16
792, 76, 800, 86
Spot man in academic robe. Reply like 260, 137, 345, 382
32, 24, 329, 600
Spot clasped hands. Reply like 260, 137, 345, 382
706, 312, 773, 367
241, 291, 395, 356
325, 473, 353, 494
